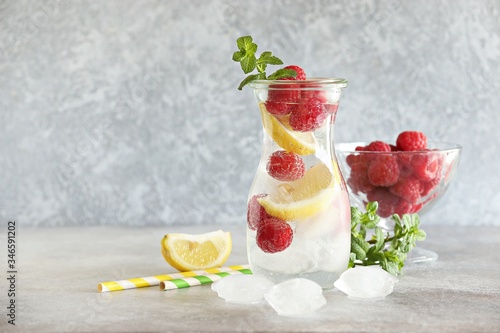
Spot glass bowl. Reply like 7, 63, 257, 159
336, 141, 462, 262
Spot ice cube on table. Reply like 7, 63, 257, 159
334, 266, 398, 299
265, 278, 326, 316
211, 274, 274, 304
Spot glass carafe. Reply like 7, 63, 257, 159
246, 78, 350, 289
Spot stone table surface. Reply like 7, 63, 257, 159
2, 224, 500, 332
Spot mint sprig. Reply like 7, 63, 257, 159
233, 35, 297, 90
349, 202, 427, 275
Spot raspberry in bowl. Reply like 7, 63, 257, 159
336, 132, 461, 262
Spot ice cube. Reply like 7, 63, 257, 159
310, 236, 351, 273
250, 235, 317, 274
294, 204, 341, 240
211, 274, 274, 304
334, 266, 398, 299
265, 278, 326, 316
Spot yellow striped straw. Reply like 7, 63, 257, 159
97, 265, 249, 293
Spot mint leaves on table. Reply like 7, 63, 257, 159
233, 35, 297, 90
350, 202, 427, 275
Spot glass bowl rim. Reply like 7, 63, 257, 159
248, 78, 348, 89
335, 141, 462, 154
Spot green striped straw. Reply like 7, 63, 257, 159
160, 268, 252, 291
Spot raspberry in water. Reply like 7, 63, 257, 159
267, 150, 306, 181
265, 100, 292, 116
289, 98, 327, 132
256, 217, 293, 253
247, 194, 271, 231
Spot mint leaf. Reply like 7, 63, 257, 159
415, 229, 427, 241
351, 206, 361, 225
240, 54, 257, 74
236, 36, 256, 54
384, 260, 399, 275
351, 236, 370, 260
366, 201, 379, 213
268, 68, 297, 80
234, 36, 258, 74
348, 254, 356, 269
374, 227, 385, 252
255, 52, 284, 74
350, 202, 426, 275
232, 35, 298, 90
232, 51, 244, 62
257, 51, 284, 66
238, 73, 266, 90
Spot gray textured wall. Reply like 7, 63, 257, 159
1, 0, 499, 227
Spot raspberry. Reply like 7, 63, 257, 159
367, 155, 400, 187
267, 151, 305, 181
396, 131, 427, 151
247, 194, 270, 231
364, 141, 391, 152
267, 78, 301, 112
420, 177, 440, 197
411, 152, 442, 182
282, 65, 306, 80
301, 89, 328, 103
265, 100, 292, 116
300, 83, 330, 104
389, 177, 421, 204
347, 161, 374, 194
256, 217, 293, 253
289, 98, 326, 132
345, 154, 357, 167
397, 154, 414, 178
346, 152, 366, 168
394, 199, 423, 215
367, 188, 400, 218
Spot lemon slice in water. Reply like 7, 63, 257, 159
161, 230, 232, 271
259, 103, 317, 156
258, 162, 335, 221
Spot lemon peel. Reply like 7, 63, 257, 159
259, 103, 317, 156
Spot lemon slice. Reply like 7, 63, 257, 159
259, 103, 316, 156
258, 162, 335, 221
161, 230, 232, 271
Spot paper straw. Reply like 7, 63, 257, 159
97, 265, 250, 293
160, 268, 252, 291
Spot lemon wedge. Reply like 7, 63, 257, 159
258, 162, 335, 221
161, 230, 232, 271
259, 103, 317, 156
